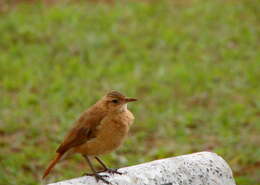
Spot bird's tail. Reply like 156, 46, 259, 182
42, 153, 63, 179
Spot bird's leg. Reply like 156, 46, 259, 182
95, 156, 123, 175
82, 155, 110, 184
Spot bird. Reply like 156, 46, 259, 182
42, 90, 137, 184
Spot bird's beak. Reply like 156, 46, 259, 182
124, 98, 138, 102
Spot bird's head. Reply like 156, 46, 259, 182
102, 90, 137, 112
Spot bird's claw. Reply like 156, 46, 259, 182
83, 173, 110, 184
105, 168, 123, 175
82, 168, 123, 184
82, 172, 108, 177
94, 173, 110, 184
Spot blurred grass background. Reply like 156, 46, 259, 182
0, 0, 259, 184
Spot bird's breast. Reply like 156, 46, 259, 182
75, 110, 134, 156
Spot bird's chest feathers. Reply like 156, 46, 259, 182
97, 113, 132, 136
95, 111, 134, 149
75, 105, 135, 155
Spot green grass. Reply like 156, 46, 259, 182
0, 0, 259, 184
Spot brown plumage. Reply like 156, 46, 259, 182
42, 91, 137, 183
42, 153, 62, 179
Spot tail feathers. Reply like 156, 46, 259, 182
42, 153, 63, 179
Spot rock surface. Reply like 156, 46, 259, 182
48, 152, 236, 185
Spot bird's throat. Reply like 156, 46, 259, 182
118, 104, 128, 113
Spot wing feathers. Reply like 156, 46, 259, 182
56, 110, 104, 154
56, 127, 90, 154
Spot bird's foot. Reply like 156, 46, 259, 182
83, 169, 106, 176
94, 173, 110, 184
83, 173, 110, 184
105, 168, 123, 175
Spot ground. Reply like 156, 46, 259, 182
0, 0, 259, 184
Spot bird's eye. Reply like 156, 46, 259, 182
112, 99, 119, 104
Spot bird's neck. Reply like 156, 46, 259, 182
114, 104, 128, 114
120, 104, 128, 112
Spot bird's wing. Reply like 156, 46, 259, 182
56, 112, 101, 154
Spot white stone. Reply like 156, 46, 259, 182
48, 152, 236, 185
